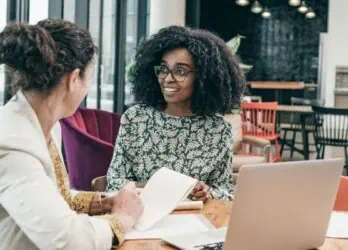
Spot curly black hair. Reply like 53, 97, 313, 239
129, 25, 247, 116
0, 19, 96, 94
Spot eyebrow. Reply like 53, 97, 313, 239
160, 60, 192, 68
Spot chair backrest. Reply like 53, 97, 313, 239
241, 102, 278, 137
312, 106, 348, 147
67, 107, 121, 145
91, 175, 107, 192
289, 98, 324, 127
242, 95, 262, 103
60, 108, 122, 191
291, 97, 324, 107
334, 176, 348, 212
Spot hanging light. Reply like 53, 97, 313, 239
262, 7, 271, 18
289, 0, 301, 6
298, 1, 308, 13
236, 0, 250, 6
306, 7, 316, 18
251, 0, 263, 14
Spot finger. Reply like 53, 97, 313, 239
103, 204, 113, 212
194, 190, 207, 198
193, 182, 204, 193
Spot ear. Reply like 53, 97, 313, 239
66, 69, 81, 93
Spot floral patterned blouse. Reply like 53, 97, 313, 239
106, 104, 234, 200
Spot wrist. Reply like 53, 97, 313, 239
111, 213, 134, 233
89, 193, 104, 215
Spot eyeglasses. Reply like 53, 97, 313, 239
154, 65, 195, 82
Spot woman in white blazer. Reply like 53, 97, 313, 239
0, 19, 143, 249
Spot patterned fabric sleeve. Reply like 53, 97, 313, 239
70, 191, 95, 213
206, 123, 235, 201
98, 215, 125, 247
106, 110, 137, 192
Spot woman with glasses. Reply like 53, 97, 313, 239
106, 26, 246, 201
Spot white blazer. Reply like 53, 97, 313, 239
0, 92, 113, 250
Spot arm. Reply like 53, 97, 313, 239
207, 153, 234, 201
206, 124, 235, 201
0, 152, 123, 250
106, 113, 137, 192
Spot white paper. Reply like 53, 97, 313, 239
175, 200, 203, 210
126, 214, 213, 240
326, 212, 348, 238
135, 168, 198, 231
162, 227, 227, 250
103, 192, 203, 211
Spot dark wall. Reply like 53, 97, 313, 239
199, 0, 328, 83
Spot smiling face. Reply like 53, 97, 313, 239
156, 48, 196, 109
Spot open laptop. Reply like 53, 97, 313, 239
163, 158, 344, 250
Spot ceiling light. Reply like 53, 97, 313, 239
262, 7, 271, 18
306, 7, 316, 18
251, 0, 263, 14
236, 0, 250, 7
298, 1, 308, 13
289, 0, 301, 6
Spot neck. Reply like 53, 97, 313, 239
165, 102, 193, 117
24, 91, 61, 144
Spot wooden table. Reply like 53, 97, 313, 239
278, 104, 313, 113
249, 81, 305, 90
119, 200, 348, 250
249, 81, 305, 103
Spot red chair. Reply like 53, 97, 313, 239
334, 176, 348, 212
241, 101, 281, 161
60, 107, 121, 191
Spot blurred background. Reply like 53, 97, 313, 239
0, 0, 347, 113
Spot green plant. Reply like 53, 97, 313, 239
226, 35, 253, 72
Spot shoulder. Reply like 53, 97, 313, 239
120, 104, 155, 124
0, 101, 48, 164
206, 115, 233, 136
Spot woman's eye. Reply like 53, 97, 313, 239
160, 67, 169, 73
175, 68, 187, 76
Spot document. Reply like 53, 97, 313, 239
326, 212, 348, 238
126, 214, 214, 240
135, 167, 198, 231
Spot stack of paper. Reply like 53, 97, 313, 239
126, 214, 214, 240
135, 167, 198, 231
326, 212, 348, 238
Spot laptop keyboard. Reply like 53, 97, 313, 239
193, 241, 224, 250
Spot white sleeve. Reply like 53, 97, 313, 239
0, 151, 113, 250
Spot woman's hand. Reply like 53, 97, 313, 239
111, 182, 144, 232
191, 181, 211, 203
89, 193, 114, 215
136, 182, 147, 188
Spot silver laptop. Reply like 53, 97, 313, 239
163, 159, 344, 250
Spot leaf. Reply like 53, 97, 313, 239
226, 34, 245, 54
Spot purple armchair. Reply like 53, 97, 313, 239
60, 107, 121, 191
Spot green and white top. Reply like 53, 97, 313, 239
106, 104, 234, 200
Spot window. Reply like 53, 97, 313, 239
29, 0, 48, 24
86, 0, 149, 112
0, 0, 7, 105
87, 0, 101, 109
124, 0, 138, 107
100, 0, 117, 112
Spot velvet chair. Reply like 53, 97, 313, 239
60, 107, 121, 191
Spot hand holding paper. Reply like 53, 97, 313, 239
111, 182, 144, 232
135, 167, 198, 231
